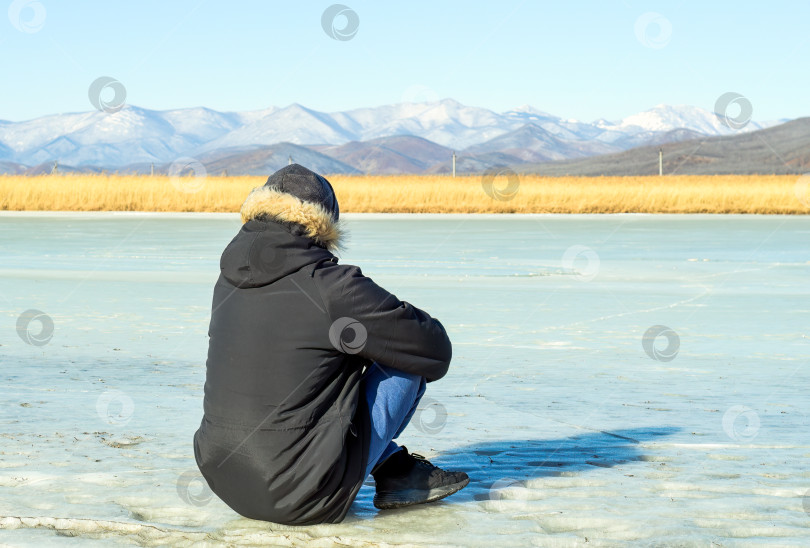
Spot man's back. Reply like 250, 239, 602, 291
194, 164, 458, 525
194, 218, 371, 525
194, 165, 457, 526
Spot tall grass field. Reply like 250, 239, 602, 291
1, 173, 808, 214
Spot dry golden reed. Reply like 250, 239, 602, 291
0, 173, 807, 214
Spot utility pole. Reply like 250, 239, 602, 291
288, 155, 293, 165
150, 162, 154, 176
452, 151, 456, 177
51, 160, 58, 175
658, 148, 663, 176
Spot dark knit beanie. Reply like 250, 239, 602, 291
264, 164, 340, 221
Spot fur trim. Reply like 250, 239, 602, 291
240, 186, 343, 252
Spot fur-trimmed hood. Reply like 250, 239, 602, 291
198, 166, 453, 526
222, 166, 345, 289
240, 185, 344, 253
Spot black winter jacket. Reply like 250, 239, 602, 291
193, 182, 452, 525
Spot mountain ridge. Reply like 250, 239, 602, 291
0, 99, 798, 175
514, 117, 810, 176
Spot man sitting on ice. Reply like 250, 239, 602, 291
193, 164, 469, 525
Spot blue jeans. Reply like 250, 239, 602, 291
362, 363, 426, 478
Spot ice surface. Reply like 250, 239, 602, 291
1, 212, 809, 547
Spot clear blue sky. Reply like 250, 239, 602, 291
1, 0, 807, 122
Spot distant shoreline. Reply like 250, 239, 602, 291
1, 174, 808, 214
0, 212, 804, 219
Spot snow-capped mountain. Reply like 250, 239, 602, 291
464, 123, 619, 162
0, 99, 787, 170
608, 104, 763, 135
198, 99, 519, 152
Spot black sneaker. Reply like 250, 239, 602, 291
371, 447, 470, 510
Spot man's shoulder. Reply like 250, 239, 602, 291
314, 260, 392, 307
314, 259, 365, 279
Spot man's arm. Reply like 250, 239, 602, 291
316, 263, 452, 382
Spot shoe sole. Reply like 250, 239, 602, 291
373, 477, 471, 510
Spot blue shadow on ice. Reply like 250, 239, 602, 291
449, 426, 680, 503
351, 426, 679, 517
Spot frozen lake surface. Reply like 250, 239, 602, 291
1, 212, 809, 547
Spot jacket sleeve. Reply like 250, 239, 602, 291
317, 263, 452, 382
